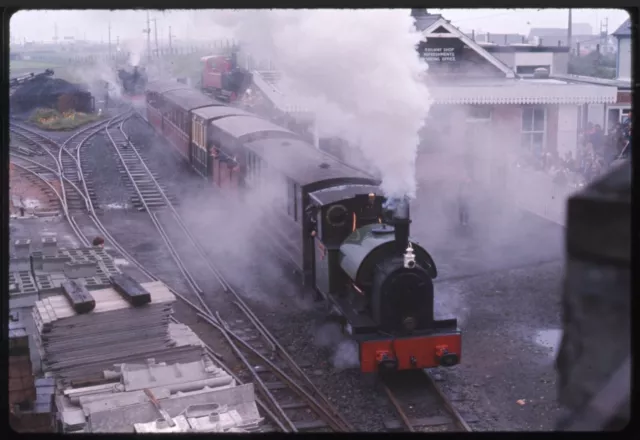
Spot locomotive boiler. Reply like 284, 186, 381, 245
309, 190, 461, 373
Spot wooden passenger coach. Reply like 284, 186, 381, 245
144, 81, 189, 131
160, 89, 224, 162
145, 81, 379, 283
190, 106, 255, 179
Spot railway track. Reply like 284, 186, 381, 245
381, 370, 472, 432
106, 120, 177, 211
99, 116, 352, 432
10, 112, 472, 433
131, 113, 478, 433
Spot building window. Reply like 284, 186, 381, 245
521, 106, 546, 152
516, 65, 551, 76
466, 105, 492, 121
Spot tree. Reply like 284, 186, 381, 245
568, 50, 616, 79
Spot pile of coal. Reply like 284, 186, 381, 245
11, 75, 94, 115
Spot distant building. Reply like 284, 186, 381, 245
612, 18, 631, 81
527, 25, 613, 54
466, 32, 527, 46
480, 43, 571, 76
411, 10, 617, 225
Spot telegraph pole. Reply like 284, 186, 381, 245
108, 22, 112, 59
151, 17, 159, 57
567, 9, 573, 54
53, 23, 58, 44
144, 11, 151, 61
168, 26, 174, 53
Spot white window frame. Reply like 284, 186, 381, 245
521, 106, 547, 151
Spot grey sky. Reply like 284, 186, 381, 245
10, 9, 630, 43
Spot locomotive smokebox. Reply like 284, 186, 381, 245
386, 197, 411, 254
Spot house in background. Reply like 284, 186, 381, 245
549, 16, 632, 132
411, 9, 618, 225
411, 10, 616, 161
613, 18, 632, 81
528, 25, 612, 54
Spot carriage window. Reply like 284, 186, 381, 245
294, 183, 300, 222
287, 180, 295, 217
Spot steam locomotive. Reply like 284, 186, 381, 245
118, 66, 148, 98
200, 52, 253, 103
144, 80, 461, 373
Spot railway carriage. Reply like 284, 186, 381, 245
144, 81, 189, 130
207, 116, 300, 192
189, 106, 257, 181
160, 89, 225, 163
242, 136, 378, 283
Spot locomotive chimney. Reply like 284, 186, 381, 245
391, 197, 411, 254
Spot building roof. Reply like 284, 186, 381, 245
612, 18, 631, 37
420, 17, 516, 78
243, 137, 378, 188
550, 73, 632, 90
426, 77, 618, 105
468, 33, 526, 45
530, 23, 593, 37
413, 12, 443, 32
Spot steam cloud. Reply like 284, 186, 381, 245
208, 9, 431, 199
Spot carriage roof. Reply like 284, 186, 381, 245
145, 80, 190, 95
162, 89, 221, 112
191, 105, 253, 122
243, 137, 378, 188
209, 114, 297, 140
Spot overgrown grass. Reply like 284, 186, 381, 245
28, 108, 102, 131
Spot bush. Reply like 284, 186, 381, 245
28, 107, 102, 131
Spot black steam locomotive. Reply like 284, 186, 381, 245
118, 66, 148, 97
145, 80, 462, 373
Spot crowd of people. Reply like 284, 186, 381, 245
516, 112, 632, 188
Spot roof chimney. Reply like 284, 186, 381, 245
411, 9, 428, 18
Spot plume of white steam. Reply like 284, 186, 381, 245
208, 9, 431, 199
67, 57, 124, 102
122, 37, 146, 67
314, 322, 361, 369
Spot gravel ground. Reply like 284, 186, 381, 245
83, 116, 567, 431
431, 261, 564, 431
82, 133, 133, 210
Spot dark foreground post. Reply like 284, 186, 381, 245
555, 160, 631, 430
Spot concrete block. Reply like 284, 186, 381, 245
10, 292, 39, 309
14, 239, 32, 258
42, 255, 71, 272
31, 251, 44, 270
41, 236, 58, 257
10, 257, 31, 272
64, 261, 97, 279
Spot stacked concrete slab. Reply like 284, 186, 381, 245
9, 234, 122, 375
8, 312, 56, 433
54, 325, 262, 433
32, 281, 202, 386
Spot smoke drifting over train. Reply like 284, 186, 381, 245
207, 9, 431, 199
